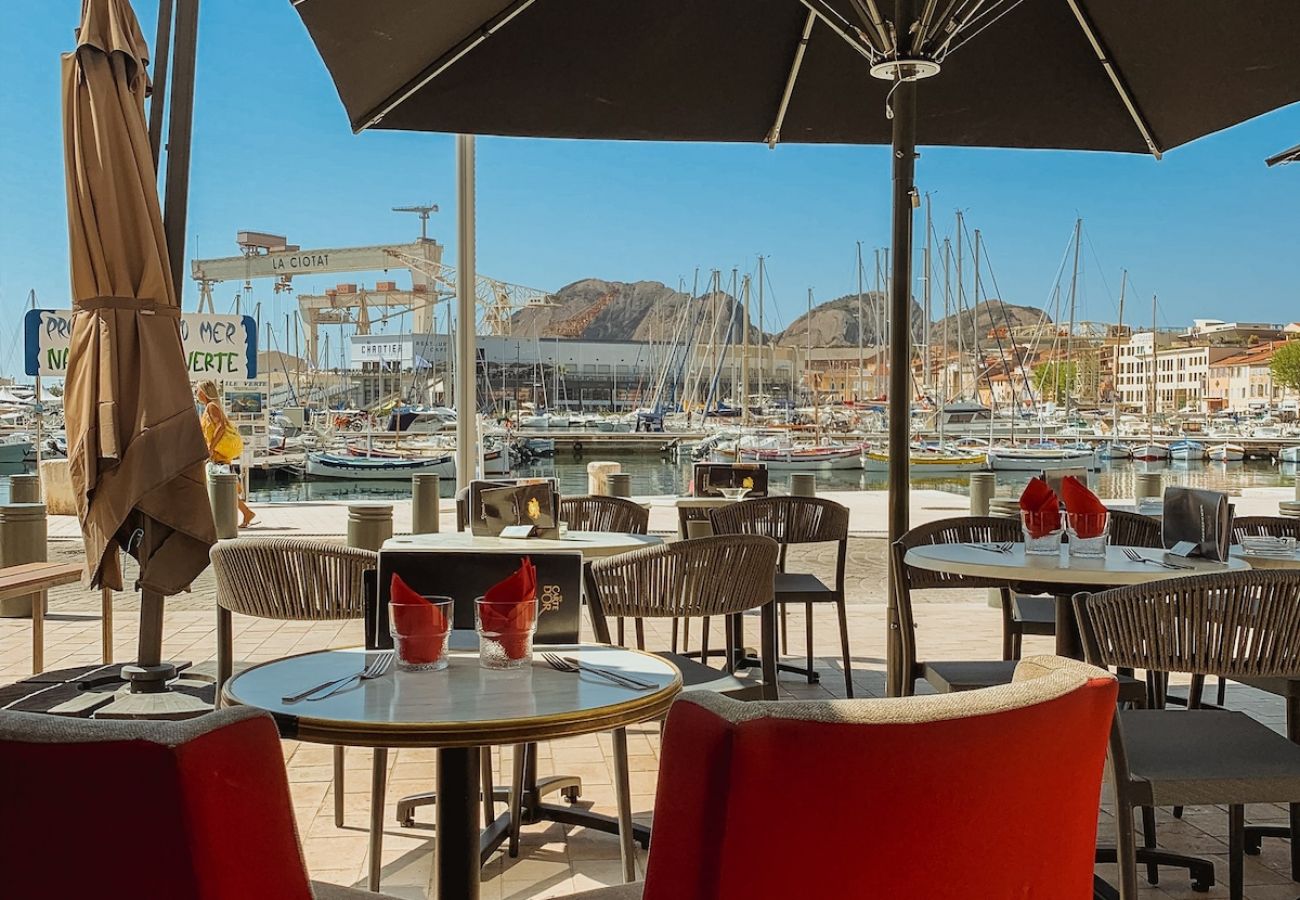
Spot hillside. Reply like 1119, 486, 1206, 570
775, 291, 924, 347
510, 278, 763, 344
933, 299, 1052, 348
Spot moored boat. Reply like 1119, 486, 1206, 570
305, 452, 456, 480
986, 446, 1097, 471
862, 449, 986, 473
1098, 443, 1132, 460
737, 444, 865, 470
1169, 440, 1206, 462
1208, 443, 1246, 463
1131, 443, 1170, 461
1279, 446, 1300, 463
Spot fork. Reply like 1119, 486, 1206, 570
542, 653, 654, 690
1122, 548, 1193, 571
971, 541, 1013, 554
295, 652, 393, 702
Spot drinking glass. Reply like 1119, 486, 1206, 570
475, 596, 538, 669
1066, 511, 1110, 559
388, 596, 454, 672
1021, 510, 1064, 556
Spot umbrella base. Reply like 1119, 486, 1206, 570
122, 662, 178, 693
0, 662, 214, 721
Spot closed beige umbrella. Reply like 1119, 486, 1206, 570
62, 0, 214, 675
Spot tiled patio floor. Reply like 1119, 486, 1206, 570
4, 534, 1300, 898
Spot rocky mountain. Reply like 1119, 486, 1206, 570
775, 292, 924, 348
932, 299, 1052, 349
510, 278, 763, 344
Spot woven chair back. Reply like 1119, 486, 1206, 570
588, 534, 778, 620
1075, 571, 1300, 678
211, 538, 375, 621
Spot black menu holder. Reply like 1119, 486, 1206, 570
374, 549, 582, 649
692, 462, 769, 497
1161, 487, 1233, 561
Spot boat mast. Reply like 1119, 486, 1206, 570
808, 287, 820, 443
923, 193, 933, 401
940, 237, 951, 446
1113, 269, 1127, 443
1149, 293, 1158, 440
856, 241, 864, 406
955, 212, 965, 401
741, 272, 751, 426
757, 256, 765, 407
1064, 217, 1083, 421
874, 249, 884, 397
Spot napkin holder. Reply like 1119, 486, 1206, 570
477, 483, 560, 539
1161, 487, 1233, 562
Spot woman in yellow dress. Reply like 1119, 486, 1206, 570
197, 380, 255, 527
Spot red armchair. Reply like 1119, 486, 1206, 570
575, 655, 1117, 900
0, 706, 396, 900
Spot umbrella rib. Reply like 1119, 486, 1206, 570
1064, 0, 1163, 159
1265, 142, 1300, 167
796, 0, 882, 59
353, 0, 540, 132
766, 11, 819, 148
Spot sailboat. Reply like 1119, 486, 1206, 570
1208, 442, 1246, 463
1169, 439, 1206, 462
1132, 293, 1169, 461
1099, 271, 1132, 461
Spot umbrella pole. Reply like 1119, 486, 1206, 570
123, 518, 177, 693
884, 74, 918, 697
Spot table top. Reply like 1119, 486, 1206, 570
382, 530, 663, 559
1230, 546, 1300, 570
222, 643, 681, 748
905, 543, 1251, 587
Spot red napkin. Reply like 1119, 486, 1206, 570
390, 574, 449, 665
480, 558, 538, 659
1061, 475, 1109, 538
1018, 477, 1062, 538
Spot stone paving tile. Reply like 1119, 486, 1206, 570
5, 533, 1300, 898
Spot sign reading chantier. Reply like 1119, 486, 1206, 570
24, 308, 258, 380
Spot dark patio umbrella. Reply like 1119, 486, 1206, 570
292, 0, 1300, 691
63, 0, 215, 688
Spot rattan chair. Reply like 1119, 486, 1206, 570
1076, 571, 1300, 900
708, 497, 853, 695
1233, 515, 1300, 543
584, 534, 779, 878
211, 538, 377, 830
561, 495, 649, 535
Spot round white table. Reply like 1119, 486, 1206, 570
224, 643, 681, 898
904, 543, 1251, 657
383, 529, 662, 558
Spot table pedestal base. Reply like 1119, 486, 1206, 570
1091, 845, 1216, 898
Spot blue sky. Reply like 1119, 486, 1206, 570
2, 0, 1298, 376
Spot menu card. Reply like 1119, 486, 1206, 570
692, 462, 768, 497
1161, 487, 1233, 561
478, 483, 560, 539
468, 478, 559, 537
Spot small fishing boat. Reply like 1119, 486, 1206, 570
986, 446, 1097, 471
306, 452, 456, 480
1208, 443, 1246, 463
1169, 440, 1206, 462
862, 448, 986, 473
1098, 443, 1132, 460
1279, 446, 1300, 463
737, 444, 865, 470
1131, 443, 1170, 462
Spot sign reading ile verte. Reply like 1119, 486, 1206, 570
24, 309, 258, 380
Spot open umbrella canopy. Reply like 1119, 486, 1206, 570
63, 0, 215, 595
295, 0, 1300, 155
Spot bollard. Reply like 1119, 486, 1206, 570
411, 474, 441, 534
348, 503, 394, 551
607, 473, 632, 499
8, 474, 41, 504
969, 472, 995, 516
587, 461, 621, 496
1135, 472, 1163, 505
789, 473, 817, 497
0, 503, 47, 618
208, 473, 239, 540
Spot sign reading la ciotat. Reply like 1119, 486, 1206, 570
23, 309, 258, 380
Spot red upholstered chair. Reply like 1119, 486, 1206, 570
0, 707, 396, 900
570, 655, 1118, 900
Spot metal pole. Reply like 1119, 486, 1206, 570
885, 1, 918, 696
741, 274, 751, 425
161, 0, 199, 303
147, 0, 175, 170
856, 241, 864, 404
455, 135, 478, 490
